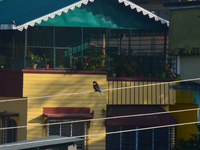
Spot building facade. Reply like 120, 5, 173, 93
0, 0, 178, 150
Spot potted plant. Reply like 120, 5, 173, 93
79, 49, 113, 71
137, 58, 145, 77
158, 54, 166, 78
72, 56, 79, 69
43, 54, 50, 69
126, 61, 138, 77
28, 51, 43, 69
118, 55, 129, 77
166, 57, 174, 78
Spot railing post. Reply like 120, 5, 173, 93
24, 29, 27, 69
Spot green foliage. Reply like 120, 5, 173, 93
28, 51, 43, 64
72, 56, 79, 65
167, 57, 173, 70
79, 49, 113, 71
173, 124, 200, 150
154, 53, 165, 73
43, 54, 49, 64
169, 47, 200, 55
138, 58, 145, 72
126, 61, 138, 73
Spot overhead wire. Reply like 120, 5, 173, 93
0, 78, 199, 147
0, 107, 199, 131
0, 77, 199, 103
0, 120, 200, 148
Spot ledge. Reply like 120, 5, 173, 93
107, 77, 176, 82
22, 69, 108, 75
0, 69, 108, 75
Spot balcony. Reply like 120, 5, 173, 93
0, 27, 177, 79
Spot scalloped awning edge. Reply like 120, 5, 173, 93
16, 0, 94, 31
118, 0, 169, 27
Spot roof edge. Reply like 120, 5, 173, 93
15, 0, 169, 31
118, 0, 169, 27
16, 0, 95, 31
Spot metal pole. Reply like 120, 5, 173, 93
0, 34, 1, 67
120, 127, 122, 150
12, 32, 14, 68
152, 129, 154, 150
136, 127, 138, 150
164, 31, 167, 63
24, 29, 27, 69
81, 27, 83, 59
53, 26, 55, 68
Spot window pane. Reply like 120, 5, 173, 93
48, 121, 86, 150
106, 126, 120, 150
61, 123, 71, 137
49, 123, 60, 135
138, 127, 152, 150
154, 127, 169, 150
6, 119, 17, 143
122, 126, 136, 150
72, 122, 85, 150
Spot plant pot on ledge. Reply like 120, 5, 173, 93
131, 72, 137, 77
44, 64, 49, 69
33, 64, 37, 70
138, 72, 144, 77
120, 72, 126, 77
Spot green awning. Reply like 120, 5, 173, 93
0, 0, 169, 31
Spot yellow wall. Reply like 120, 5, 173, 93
176, 90, 194, 104
23, 73, 107, 150
107, 81, 176, 105
169, 104, 198, 140
0, 97, 27, 142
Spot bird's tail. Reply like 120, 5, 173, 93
100, 92, 102, 96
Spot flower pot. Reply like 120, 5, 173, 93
146, 73, 152, 78
33, 64, 37, 70
44, 64, 49, 69
166, 72, 173, 78
111, 73, 116, 77
160, 72, 166, 78
120, 72, 126, 77
138, 72, 144, 77
72, 65, 77, 69
131, 72, 137, 77
154, 73, 159, 78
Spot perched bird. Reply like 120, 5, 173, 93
10, 20, 15, 25
93, 81, 102, 96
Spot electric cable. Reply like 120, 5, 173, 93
0, 107, 199, 131
0, 77, 199, 103
0, 120, 199, 148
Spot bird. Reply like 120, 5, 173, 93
10, 20, 15, 25
93, 81, 102, 96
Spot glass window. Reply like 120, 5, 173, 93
0, 118, 17, 144
154, 127, 169, 150
48, 120, 85, 150
138, 127, 152, 150
106, 126, 171, 150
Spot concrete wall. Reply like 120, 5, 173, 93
169, 8, 200, 51
180, 55, 200, 84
